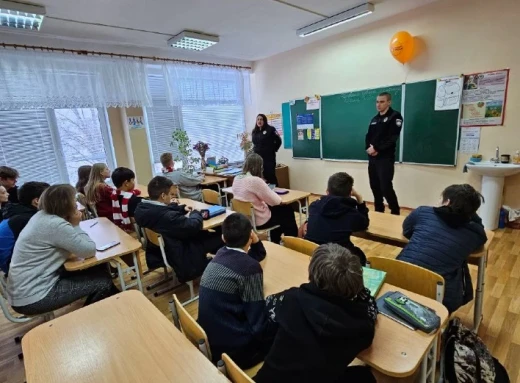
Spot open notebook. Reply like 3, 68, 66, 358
362, 267, 387, 297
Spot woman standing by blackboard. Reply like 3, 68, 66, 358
252, 114, 282, 185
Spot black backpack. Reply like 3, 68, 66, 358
441, 318, 510, 383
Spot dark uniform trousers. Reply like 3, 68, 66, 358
368, 157, 400, 215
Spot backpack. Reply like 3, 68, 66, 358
441, 318, 510, 383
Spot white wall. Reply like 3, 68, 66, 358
252, 0, 520, 208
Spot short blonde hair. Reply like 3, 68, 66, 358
160, 153, 173, 168
39, 184, 77, 220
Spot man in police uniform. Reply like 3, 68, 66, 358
365, 92, 403, 215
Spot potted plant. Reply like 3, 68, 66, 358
193, 141, 210, 171
237, 132, 253, 157
170, 130, 200, 173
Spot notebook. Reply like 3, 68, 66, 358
362, 267, 386, 297
274, 188, 289, 195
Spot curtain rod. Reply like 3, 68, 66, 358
0, 43, 252, 70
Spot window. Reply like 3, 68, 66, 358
0, 108, 115, 185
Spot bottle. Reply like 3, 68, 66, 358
513, 150, 520, 164
498, 208, 507, 229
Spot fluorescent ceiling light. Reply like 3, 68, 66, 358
168, 31, 219, 51
0, 0, 45, 31
297, 2, 374, 37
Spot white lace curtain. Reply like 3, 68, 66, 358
157, 63, 251, 106
0, 50, 152, 110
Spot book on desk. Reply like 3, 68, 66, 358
362, 267, 386, 297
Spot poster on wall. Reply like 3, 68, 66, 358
435, 75, 463, 111
267, 113, 282, 136
461, 69, 509, 127
296, 113, 314, 130
128, 116, 145, 129
459, 127, 481, 154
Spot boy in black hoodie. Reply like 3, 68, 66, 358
255, 243, 377, 383
0, 181, 49, 274
305, 172, 369, 265
134, 176, 223, 282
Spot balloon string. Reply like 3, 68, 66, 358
403, 63, 411, 84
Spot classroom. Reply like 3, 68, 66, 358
0, 0, 519, 382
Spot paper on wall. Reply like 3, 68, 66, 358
267, 113, 282, 136
435, 76, 463, 111
306, 97, 320, 110
296, 114, 314, 130
459, 127, 481, 154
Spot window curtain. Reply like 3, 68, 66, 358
0, 50, 152, 110
160, 63, 251, 106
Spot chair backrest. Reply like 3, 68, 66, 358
202, 189, 221, 205
230, 199, 257, 228
367, 256, 445, 301
221, 354, 255, 383
143, 228, 171, 269
173, 294, 212, 360
282, 236, 318, 257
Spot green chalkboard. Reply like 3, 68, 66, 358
291, 99, 321, 159
321, 85, 403, 161
402, 80, 459, 165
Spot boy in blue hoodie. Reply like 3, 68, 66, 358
305, 172, 369, 265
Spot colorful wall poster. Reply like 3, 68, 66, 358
296, 113, 314, 130
128, 116, 145, 129
461, 69, 509, 126
267, 113, 282, 136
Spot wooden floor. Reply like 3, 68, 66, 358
1, 206, 519, 382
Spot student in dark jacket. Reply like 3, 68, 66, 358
305, 172, 370, 265
255, 243, 378, 383
0, 166, 19, 204
252, 114, 282, 185
198, 213, 272, 368
134, 176, 223, 281
397, 184, 487, 313
0, 182, 50, 274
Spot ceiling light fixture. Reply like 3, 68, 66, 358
297, 2, 374, 37
0, 0, 45, 31
168, 30, 219, 51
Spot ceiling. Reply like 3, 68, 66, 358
0, 0, 439, 63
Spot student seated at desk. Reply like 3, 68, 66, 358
7, 184, 118, 316
255, 243, 377, 383
160, 152, 204, 202
0, 182, 49, 274
85, 163, 113, 219
110, 167, 142, 232
232, 153, 297, 244
198, 213, 273, 368
397, 184, 487, 313
305, 172, 369, 265
134, 176, 223, 282
0, 185, 8, 222
75, 165, 92, 195
0, 166, 19, 204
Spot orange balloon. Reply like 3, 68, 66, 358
390, 31, 414, 64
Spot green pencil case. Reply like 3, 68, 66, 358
384, 291, 441, 333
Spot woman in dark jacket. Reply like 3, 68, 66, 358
397, 184, 487, 313
252, 114, 282, 185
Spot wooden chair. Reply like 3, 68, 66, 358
170, 294, 211, 360
142, 228, 197, 304
230, 199, 280, 241
282, 236, 318, 257
218, 353, 255, 383
367, 257, 445, 301
202, 189, 221, 205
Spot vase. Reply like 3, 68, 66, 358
200, 157, 207, 171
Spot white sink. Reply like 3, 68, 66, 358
467, 162, 520, 230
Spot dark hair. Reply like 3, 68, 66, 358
327, 172, 354, 197
242, 153, 263, 178
147, 176, 173, 200
378, 92, 392, 101
39, 184, 77, 220
0, 166, 19, 180
75, 165, 92, 194
18, 182, 50, 206
111, 167, 135, 188
377, 92, 392, 101
253, 114, 269, 132
441, 184, 483, 220
160, 153, 173, 168
309, 243, 363, 298
222, 213, 253, 248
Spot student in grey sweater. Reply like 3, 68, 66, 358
8, 184, 118, 315
160, 152, 204, 201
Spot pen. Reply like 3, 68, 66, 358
90, 221, 98, 228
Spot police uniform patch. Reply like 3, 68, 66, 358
263, 130, 267, 135
396, 119, 402, 127
384, 117, 388, 122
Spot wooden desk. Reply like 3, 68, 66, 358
135, 183, 149, 199
178, 198, 233, 230
261, 241, 448, 382
64, 218, 143, 292
353, 211, 494, 331
222, 187, 311, 225
22, 291, 227, 383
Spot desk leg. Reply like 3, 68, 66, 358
116, 260, 127, 291
297, 200, 303, 226
133, 251, 144, 293
474, 253, 487, 332
419, 335, 437, 383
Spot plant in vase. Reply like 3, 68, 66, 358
193, 141, 210, 170
171, 130, 200, 173
237, 132, 253, 158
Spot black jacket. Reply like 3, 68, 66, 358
7, 186, 19, 204
255, 283, 377, 383
305, 195, 369, 249
134, 201, 215, 282
252, 125, 281, 162
365, 107, 403, 159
